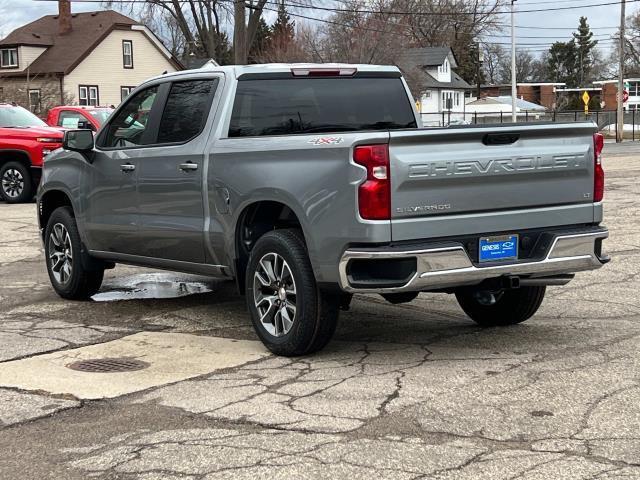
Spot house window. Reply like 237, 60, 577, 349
454, 92, 461, 107
28, 89, 41, 113
122, 40, 133, 68
424, 90, 431, 98
79, 85, 99, 106
120, 86, 136, 102
0, 48, 18, 68
441, 91, 454, 110
628, 81, 640, 97
438, 59, 449, 75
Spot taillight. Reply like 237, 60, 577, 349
593, 133, 604, 202
353, 144, 390, 220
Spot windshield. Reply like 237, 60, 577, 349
0, 106, 47, 128
89, 109, 114, 125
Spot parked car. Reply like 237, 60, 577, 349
46, 106, 113, 131
37, 64, 609, 356
0, 104, 64, 203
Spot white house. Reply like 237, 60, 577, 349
0, 1, 182, 110
398, 47, 472, 114
465, 96, 546, 119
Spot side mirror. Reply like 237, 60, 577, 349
63, 129, 94, 153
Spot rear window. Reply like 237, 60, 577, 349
228, 77, 417, 137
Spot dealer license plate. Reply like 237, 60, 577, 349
479, 234, 519, 262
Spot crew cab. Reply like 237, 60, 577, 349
46, 106, 113, 131
37, 64, 609, 356
0, 104, 63, 203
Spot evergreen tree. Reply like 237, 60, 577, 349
248, 16, 271, 63
214, 32, 233, 65
573, 16, 598, 84
270, 1, 295, 51
547, 41, 579, 87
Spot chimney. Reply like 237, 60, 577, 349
58, 0, 72, 35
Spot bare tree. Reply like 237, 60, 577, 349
498, 50, 538, 83
395, 0, 506, 83
298, 0, 409, 65
107, 0, 234, 62
482, 43, 505, 84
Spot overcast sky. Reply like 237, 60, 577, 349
0, 0, 632, 59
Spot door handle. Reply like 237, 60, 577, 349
179, 162, 198, 172
120, 163, 135, 173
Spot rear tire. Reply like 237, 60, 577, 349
455, 286, 546, 327
0, 161, 32, 203
44, 206, 104, 300
246, 228, 340, 356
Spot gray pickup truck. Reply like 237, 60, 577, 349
37, 63, 609, 356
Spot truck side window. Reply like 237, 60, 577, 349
99, 86, 158, 148
157, 79, 217, 144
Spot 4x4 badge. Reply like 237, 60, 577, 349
308, 137, 344, 145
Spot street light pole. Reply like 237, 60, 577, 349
617, 0, 626, 143
511, 0, 517, 122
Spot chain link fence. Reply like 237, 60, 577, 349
420, 110, 640, 140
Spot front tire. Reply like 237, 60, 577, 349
44, 206, 104, 300
455, 286, 546, 327
0, 161, 32, 203
246, 229, 340, 356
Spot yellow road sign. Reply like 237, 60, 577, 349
582, 91, 590, 105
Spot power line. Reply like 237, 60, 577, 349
258, 4, 618, 49
33, 0, 625, 34
39, 0, 640, 15
34, 0, 623, 52
276, 0, 637, 15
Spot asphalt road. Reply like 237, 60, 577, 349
0, 143, 639, 479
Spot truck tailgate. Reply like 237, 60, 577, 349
389, 123, 598, 241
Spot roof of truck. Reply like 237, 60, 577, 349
146, 63, 401, 84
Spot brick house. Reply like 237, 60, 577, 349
593, 79, 640, 111
479, 83, 565, 110
0, 1, 182, 112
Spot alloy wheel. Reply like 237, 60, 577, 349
1, 168, 24, 199
48, 223, 73, 284
253, 252, 297, 337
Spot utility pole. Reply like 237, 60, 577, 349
511, 0, 517, 122
476, 43, 483, 99
233, 0, 247, 65
26, 63, 31, 112
617, 0, 626, 143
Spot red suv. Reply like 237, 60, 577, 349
0, 104, 64, 203
46, 106, 113, 131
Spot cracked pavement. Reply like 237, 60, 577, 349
0, 142, 639, 479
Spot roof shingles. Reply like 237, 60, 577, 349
0, 10, 138, 75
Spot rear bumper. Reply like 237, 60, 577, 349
338, 227, 609, 293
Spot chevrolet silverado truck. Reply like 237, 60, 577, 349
37, 64, 609, 356
0, 104, 64, 203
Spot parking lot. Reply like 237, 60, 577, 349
0, 142, 638, 479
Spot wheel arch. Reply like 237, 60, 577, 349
38, 188, 76, 239
0, 149, 32, 170
233, 199, 313, 295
